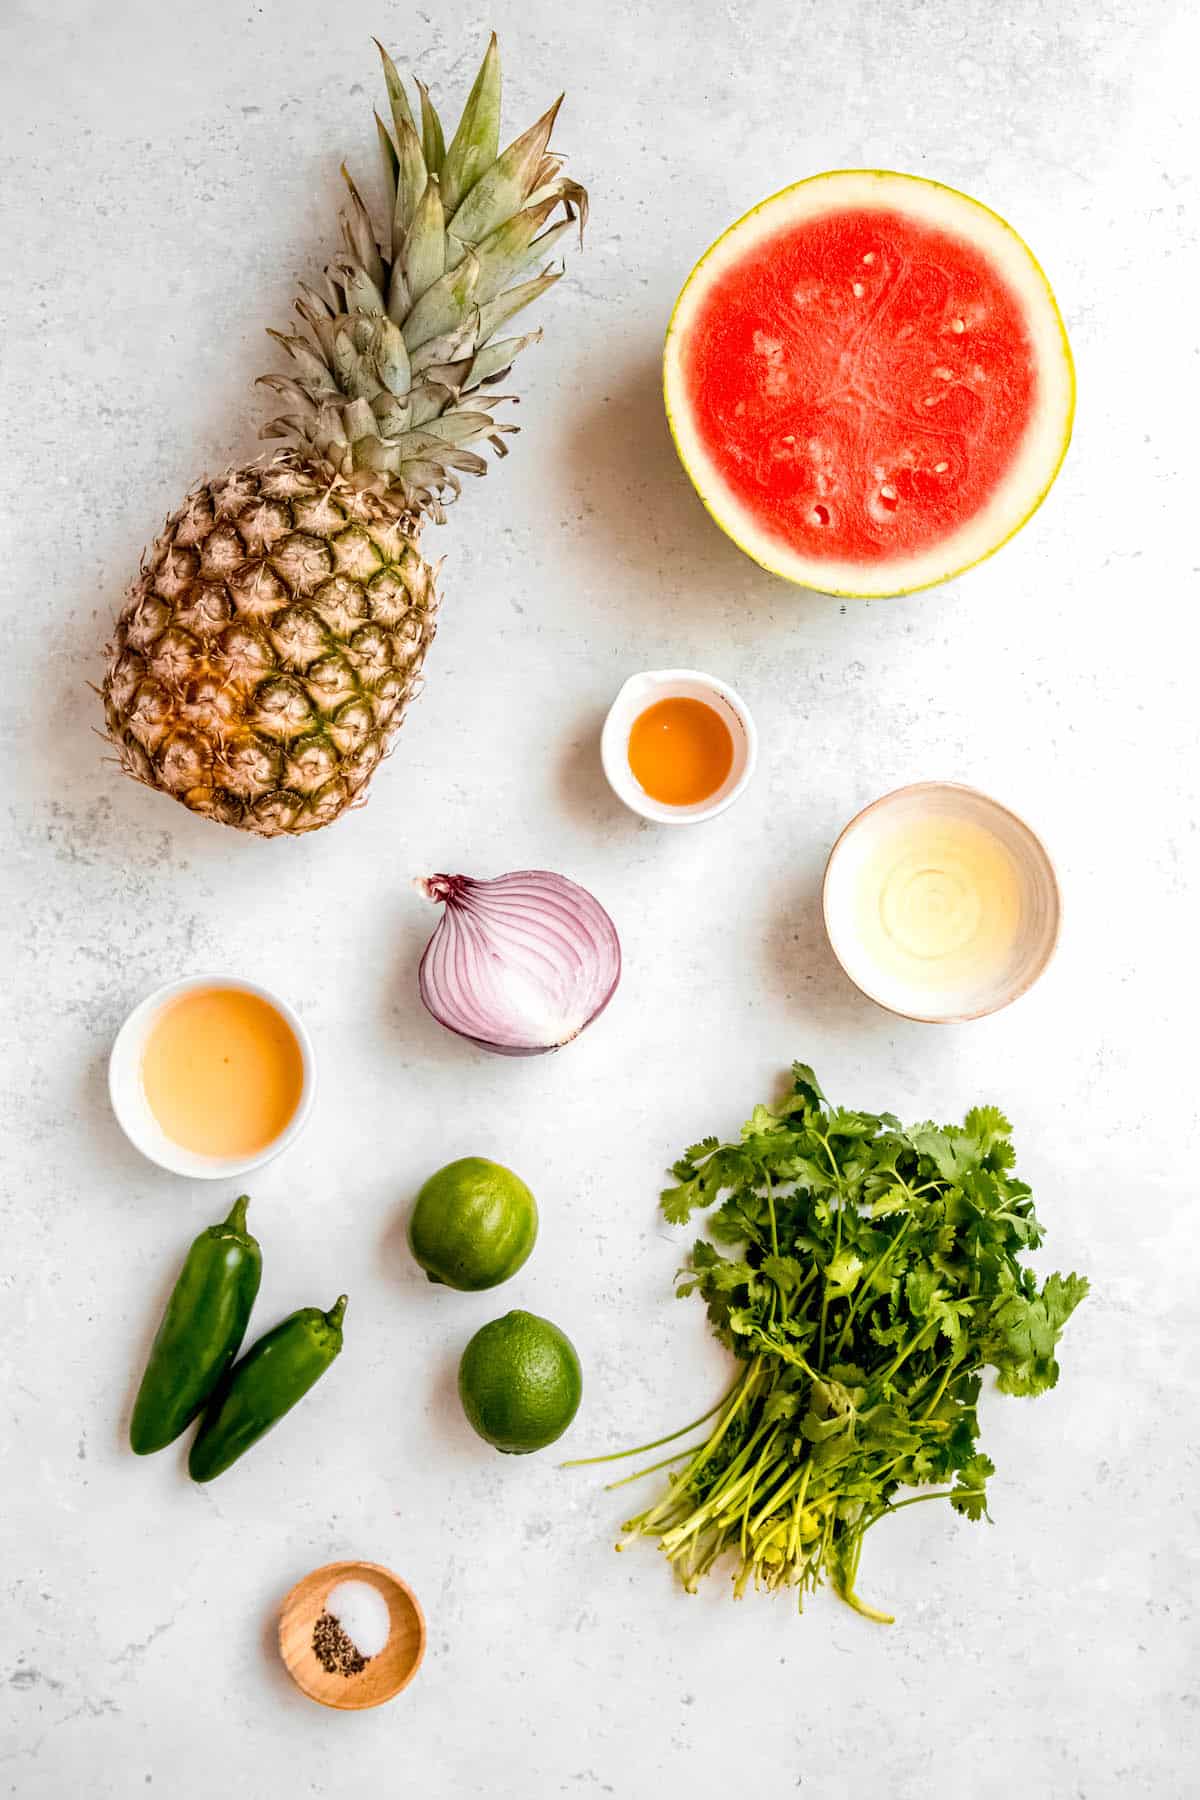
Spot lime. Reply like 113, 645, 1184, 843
458, 1310, 582, 1454
408, 1157, 538, 1291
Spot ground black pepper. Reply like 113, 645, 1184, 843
312, 1609, 370, 1677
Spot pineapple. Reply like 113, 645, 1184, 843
102, 39, 585, 835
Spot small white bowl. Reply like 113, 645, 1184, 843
109, 974, 316, 1178
600, 669, 758, 824
822, 782, 1061, 1023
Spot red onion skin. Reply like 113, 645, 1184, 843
417, 871, 621, 1057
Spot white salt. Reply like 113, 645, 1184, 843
324, 1579, 391, 1660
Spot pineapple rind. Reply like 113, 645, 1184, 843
103, 455, 437, 835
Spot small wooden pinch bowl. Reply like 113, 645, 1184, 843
278, 1560, 425, 1710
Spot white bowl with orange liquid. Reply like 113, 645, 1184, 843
109, 975, 315, 1178
601, 669, 758, 824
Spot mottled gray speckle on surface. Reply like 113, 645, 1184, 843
1, 0, 1197, 1795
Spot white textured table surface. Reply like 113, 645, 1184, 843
2, 1, 1197, 1794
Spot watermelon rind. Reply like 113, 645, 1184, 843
663, 170, 1075, 599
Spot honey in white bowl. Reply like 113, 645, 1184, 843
627, 696, 734, 807
140, 986, 304, 1158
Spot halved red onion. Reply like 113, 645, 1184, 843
416, 870, 621, 1056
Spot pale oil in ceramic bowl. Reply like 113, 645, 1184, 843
823, 783, 1060, 1022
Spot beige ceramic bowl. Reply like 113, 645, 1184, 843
822, 782, 1061, 1023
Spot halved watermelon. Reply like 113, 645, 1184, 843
664, 171, 1074, 597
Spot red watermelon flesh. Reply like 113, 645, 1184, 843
681, 206, 1039, 567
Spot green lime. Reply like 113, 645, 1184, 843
408, 1157, 538, 1292
458, 1310, 582, 1455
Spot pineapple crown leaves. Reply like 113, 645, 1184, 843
259, 35, 587, 521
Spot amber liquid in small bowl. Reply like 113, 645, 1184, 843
140, 986, 304, 1158
628, 696, 734, 806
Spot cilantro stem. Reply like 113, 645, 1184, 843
834, 1536, 895, 1626
602, 1445, 704, 1491
840, 1522, 865, 1592
839, 1591, 895, 1625
662, 1420, 775, 1549
628, 1360, 764, 1537
747, 1459, 809, 1535
917, 1356, 959, 1421
738, 1427, 782, 1556
744, 1327, 821, 1383
791, 1263, 819, 1306
815, 1128, 844, 1367
879, 1489, 955, 1512
762, 1166, 791, 1331
784, 1464, 813, 1561
764, 1166, 780, 1260
561, 1373, 744, 1468
876, 1318, 939, 1385
830, 1512, 896, 1623
814, 1127, 841, 1187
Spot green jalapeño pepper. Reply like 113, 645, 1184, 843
130, 1195, 262, 1456
188, 1294, 347, 1483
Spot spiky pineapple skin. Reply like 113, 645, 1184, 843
102, 452, 438, 835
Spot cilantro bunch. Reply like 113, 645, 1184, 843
601, 1065, 1087, 1622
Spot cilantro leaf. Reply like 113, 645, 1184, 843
824, 1250, 865, 1295
987, 1271, 1090, 1394
949, 1453, 996, 1521
660, 1182, 698, 1227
